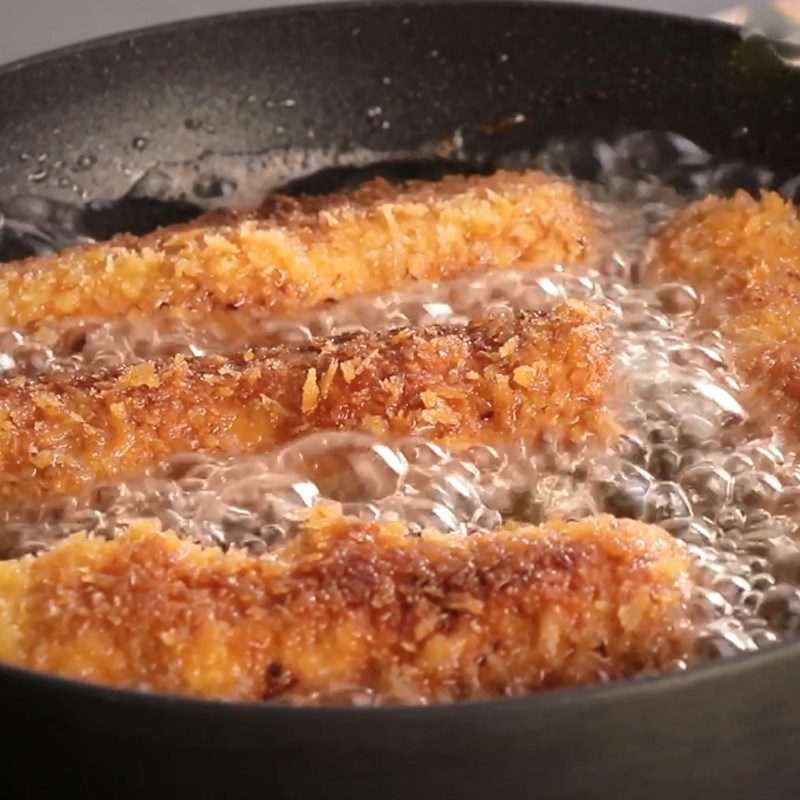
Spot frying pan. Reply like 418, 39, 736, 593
1, 2, 800, 798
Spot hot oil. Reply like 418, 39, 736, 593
2, 131, 800, 686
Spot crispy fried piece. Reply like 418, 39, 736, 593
0, 303, 612, 506
655, 190, 800, 327
0, 171, 596, 328
655, 190, 800, 434
0, 506, 692, 703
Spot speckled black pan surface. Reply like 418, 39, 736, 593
1, 3, 800, 798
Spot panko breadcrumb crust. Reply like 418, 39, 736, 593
0, 303, 612, 506
655, 190, 800, 434
0, 506, 692, 704
0, 171, 597, 329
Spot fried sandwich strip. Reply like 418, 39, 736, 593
0, 171, 597, 329
0, 506, 692, 703
654, 190, 800, 434
0, 303, 612, 506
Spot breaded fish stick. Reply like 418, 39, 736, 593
0, 171, 597, 328
655, 190, 800, 327
655, 190, 800, 433
0, 303, 612, 505
0, 506, 692, 703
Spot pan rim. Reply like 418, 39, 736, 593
0, 0, 737, 77
0, 0, 794, 719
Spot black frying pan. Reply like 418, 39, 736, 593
1, 3, 800, 798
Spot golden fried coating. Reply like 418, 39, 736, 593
655, 190, 800, 327
0, 171, 596, 329
0, 303, 612, 506
0, 506, 692, 703
655, 190, 800, 434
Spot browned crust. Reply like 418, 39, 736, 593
655, 190, 800, 435
0, 506, 692, 704
655, 190, 800, 323
0, 303, 612, 506
0, 171, 596, 328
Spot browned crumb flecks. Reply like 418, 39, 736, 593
0, 171, 596, 329
0, 303, 612, 506
655, 190, 800, 328
0, 506, 692, 704
655, 190, 800, 434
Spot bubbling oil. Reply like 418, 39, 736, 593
2, 131, 800, 671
